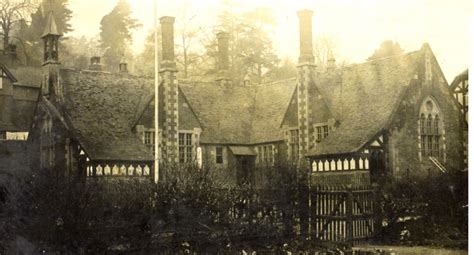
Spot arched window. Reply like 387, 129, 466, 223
427, 114, 432, 134
419, 97, 442, 158
420, 114, 426, 156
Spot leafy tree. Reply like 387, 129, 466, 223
134, 29, 160, 77
11, 0, 73, 66
61, 35, 101, 70
99, 0, 140, 72
208, 6, 279, 84
32, 0, 73, 38
264, 57, 297, 82
367, 40, 404, 61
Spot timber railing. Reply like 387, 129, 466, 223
212, 184, 379, 250
309, 184, 379, 250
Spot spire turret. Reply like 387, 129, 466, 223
42, 11, 61, 64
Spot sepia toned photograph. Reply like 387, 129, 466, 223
0, 0, 470, 254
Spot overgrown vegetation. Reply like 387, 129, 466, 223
377, 171, 468, 248
1, 163, 468, 253
1, 163, 321, 253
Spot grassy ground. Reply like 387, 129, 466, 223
354, 245, 468, 255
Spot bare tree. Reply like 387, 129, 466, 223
175, 4, 204, 79
0, 0, 36, 52
314, 35, 349, 70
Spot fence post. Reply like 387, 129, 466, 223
298, 177, 310, 238
372, 183, 382, 238
345, 185, 353, 254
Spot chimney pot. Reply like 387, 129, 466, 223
119, 63, 128, 73
297, 9, 315, 64
89, 56, 102, 71
119, 56, 128, 73
327, 51, 336, 70
160, 16, 176, 69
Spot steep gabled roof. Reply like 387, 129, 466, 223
179, 78, 296, 145
251, 78, 296, 143
10, 66, 42, 88
60, 69, 153, 161
306, 48, 423, 157
179, 81, 254, 144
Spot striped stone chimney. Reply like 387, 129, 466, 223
159, 16, 179, 163
295, 9, 316, 161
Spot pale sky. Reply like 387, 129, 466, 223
67, 0, 472, 82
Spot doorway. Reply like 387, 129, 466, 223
236, 156, 255, 185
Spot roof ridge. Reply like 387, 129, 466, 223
361, 48, 421, 64
256, 77, 297, 87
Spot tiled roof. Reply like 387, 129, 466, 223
10, 67, 42, 88
179, 79, 295, 144
306, 49, 423, 157
60, 69, 153, 161
179, 81, 254, 144
251, 79, 296, 143
229, 146, 257, 155
0, 66, 40, 132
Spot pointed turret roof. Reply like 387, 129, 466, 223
41, 11, 61, 38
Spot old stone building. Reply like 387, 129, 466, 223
9, 10, 464, 186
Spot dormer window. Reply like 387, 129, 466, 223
315, 124, 330, 143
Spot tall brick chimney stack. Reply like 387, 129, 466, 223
297, 10, 315, 64
294, 9, 316, 162
216, 31, 231, 84
159, 16, 179, 163
217, 32, 230, 71
160, 16, 176, 69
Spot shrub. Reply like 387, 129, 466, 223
378, 171, 468, 248
6, 162, 312, 253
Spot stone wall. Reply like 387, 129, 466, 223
388, 51, 464, 178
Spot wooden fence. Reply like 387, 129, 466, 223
219, 184, 378, 249
309, 185, 377, 249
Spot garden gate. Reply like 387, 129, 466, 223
308, 185, 378, 249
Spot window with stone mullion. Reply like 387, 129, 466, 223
179, 133, 193, 163
289, 129, 299, 162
